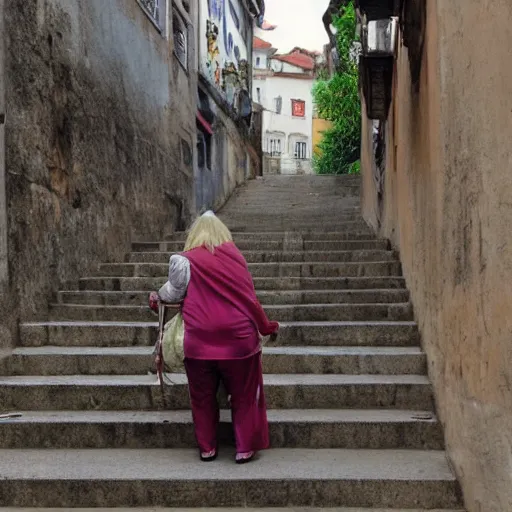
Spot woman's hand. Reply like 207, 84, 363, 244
148, 291, 160, 313
269, 322, 280, 342
260, 321, 279, 337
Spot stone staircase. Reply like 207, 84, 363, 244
0, 175, 464, 511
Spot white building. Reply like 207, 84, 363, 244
252, 38, 318, 175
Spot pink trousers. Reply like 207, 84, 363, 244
184, 352, 269, 454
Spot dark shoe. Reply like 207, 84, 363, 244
200, 449, 217, 462
235, 451, 255, 464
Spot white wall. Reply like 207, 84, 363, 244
252, 75, 265, 106
270, 60, 303, 74
259, 75, 315, 174
253, 48, 268, 70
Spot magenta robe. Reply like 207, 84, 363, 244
181, 242, 278, 360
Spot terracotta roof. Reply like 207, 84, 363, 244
253, 36, 272, 50
272, 50, 315, 71
260, 20, 277, 30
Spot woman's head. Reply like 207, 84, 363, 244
184, 210, 233, 252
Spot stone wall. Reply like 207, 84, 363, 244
0, 0, 11, 352
2, 0, 197, 332
360, 1, 512, 510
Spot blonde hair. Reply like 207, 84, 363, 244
184, 211, 233, 252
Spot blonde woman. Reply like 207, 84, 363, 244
149, 211, 279, 463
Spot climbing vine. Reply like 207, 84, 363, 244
313, 1, 360, 174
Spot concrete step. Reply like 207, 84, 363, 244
221, 218, 369, 225
231, 174, 361, 183
168, 232, 381, 241
133, 239, 390, 252
0, 373, 433, 410
2, 346, 426, 376
20, 321, 419, 348
220, 200, 361, 207
0, 448, 462, 508
221, 224, 373, 233
0, 409, 443, 449
0, 509, 466, 512
225, 190, 362, 196
224, 195, 361, 205
73, 276, 407, 292
48, 303, 414, 323
221, 206, 361, 212
57, 289, 410, 306
96, 261, 403, 278
219, 211, 364, 218
127, 250, 398, 264
220, 209, 362, 213
221, 217, 366, 226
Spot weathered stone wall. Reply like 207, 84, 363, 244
3, 0, 196, 329
0, 0, 12, 353
361, 1, 512, 510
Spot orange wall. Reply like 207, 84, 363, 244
312, 117, 332, 155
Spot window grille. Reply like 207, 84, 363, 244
294, 141, 307, 159
173, 13, 188, 69
138, 0, 165, 31
269, 139, 282, 157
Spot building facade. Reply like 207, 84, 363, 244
252, 38, 317, 175
195, 0, 262, 210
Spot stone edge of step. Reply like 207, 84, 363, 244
0, 408, 439, 424
0, 448, 458, 482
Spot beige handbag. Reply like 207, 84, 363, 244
155, 303, 184, 401
162, 311, 185, 373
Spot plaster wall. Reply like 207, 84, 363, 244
360, 2, 512, 510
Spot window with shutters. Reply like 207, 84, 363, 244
274, 96, 282, 115
138, 0, 167, 33
173, 12, 188, 70
294, 141, 307, 160
266, 131, 285, 157
269, 139, 282, 157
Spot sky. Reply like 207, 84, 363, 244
256, 0, 331, 54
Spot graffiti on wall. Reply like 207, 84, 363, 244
200, 0, 249, 110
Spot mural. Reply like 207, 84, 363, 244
200, 0, 250, 111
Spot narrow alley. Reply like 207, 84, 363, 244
0, 175, 462, 510
0, 0, 510, 510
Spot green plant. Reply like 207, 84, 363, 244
348, 160, 361, 174
313, 1, 360, 174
